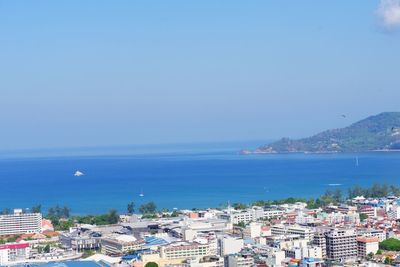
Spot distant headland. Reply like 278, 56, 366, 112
241, 112, 400, 154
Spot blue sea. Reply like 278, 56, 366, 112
1, 141, 400, 215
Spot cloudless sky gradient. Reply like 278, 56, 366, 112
1, 1, 399, 150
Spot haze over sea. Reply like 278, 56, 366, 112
1, 141, 400, 215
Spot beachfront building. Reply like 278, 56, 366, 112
220, 207, 284, 225
0, 243, 30, 266
0, 209, 42, 236
325, 229, 357, 261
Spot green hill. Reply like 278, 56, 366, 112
247, 112, 400, 153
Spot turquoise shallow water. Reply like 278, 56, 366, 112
1, 143, 400, 214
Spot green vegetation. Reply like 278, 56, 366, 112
139, 202, 157, 215
44, 244, 50, 253
75, 209, 119, 225
236, 222, 246, 228
379, 238, 400, 251
256, 112, 400, 153
0, 208, 11, 215
0, 235, 22, 244
348, 184, 400, 198
43, 205, 120, 229
31, 204, 42, 213
54, 219, 75, 231
127, 202, 135, 215
47, 205, 70, 219
45, 205, 72, 230
251, 189, 342, 209
6, 236, 18, 243
145, 262, 159, 267
359, 213, 368, 222
37, 244, 51, 254
82, 249, 96, 258
232, 203, 248, 210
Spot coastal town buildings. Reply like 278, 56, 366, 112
0, 209, 42, 236
325, 228, 357, 261
3, 194, 400, 266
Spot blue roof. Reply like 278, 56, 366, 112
143, 236, 169, 247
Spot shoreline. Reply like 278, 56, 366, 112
241, 149, 400, 155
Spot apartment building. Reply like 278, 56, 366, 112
221, 208, 284, 224
358, 206, 375, 218
271, 225, 314, 241
218, 236, 243, 256
0, 209, 42, 236
185, 256, 224, 267
160, 242, 211, 260
226, 254, 254, 267
356, 236, 379, 258
101, 235, 144, 256
325, 229, 357, 261
357, 229, 386, 242
312, 232, 327, 258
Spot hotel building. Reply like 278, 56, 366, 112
0, 209, 42, 236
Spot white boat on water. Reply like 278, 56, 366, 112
139, 189, 144, 197
74, 170, 84, 177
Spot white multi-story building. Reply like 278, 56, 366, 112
285, 246, 322, 259
160, 242, 212, 260
221, 208, 284, 224
0, 209, 42, 236
218, 237, 243, 256
357, 229, 386, 242
312, 232, 327, 258
0, 243, 30, 266
387, 205, 400, 219
226, 255, 254, 267
244, 222, 262, 238
263, 248, 286, 267
264, 209, 285, 219
271, 225, 314, 241
101, 235, 144, 255
317, 212, 359, 225
185, 256, 224, 267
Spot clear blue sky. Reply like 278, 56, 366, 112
1, 1, 400, 150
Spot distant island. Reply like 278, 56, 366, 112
242, 112, 400, 154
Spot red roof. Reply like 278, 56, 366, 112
0, 243, 29, 250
